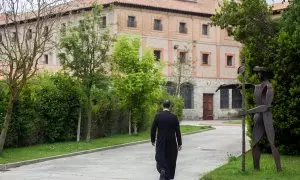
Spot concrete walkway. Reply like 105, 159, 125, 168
0, 124, 246, 180
181, 119, 242, 126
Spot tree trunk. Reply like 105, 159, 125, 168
0, 95, 15, 154
134, 123, 137, 134
77, 105, 82, 142
86, 102, 92, 142
128, 110, 132, 135
241, 66, 246, 171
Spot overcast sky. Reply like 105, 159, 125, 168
266, 0, 282, 4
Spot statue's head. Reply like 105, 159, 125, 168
253, 66, 270, 80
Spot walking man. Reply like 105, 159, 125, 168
151, 100, 182, 180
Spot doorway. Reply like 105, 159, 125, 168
203, 94, 214, 120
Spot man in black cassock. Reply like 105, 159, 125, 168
151, 100, 182, 180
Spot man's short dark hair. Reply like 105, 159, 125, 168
163, 100, 171, 108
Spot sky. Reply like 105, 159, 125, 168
266, 0, 282, 4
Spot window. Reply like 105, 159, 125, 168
154, 19, 162, 31
166, 81, 176, 96
101, 16, 106, 28
179, 22, 187, 33
153, 50, 161, 61
43, 26, 49, 37
227, 55, 233, 66
202, 53, 209, 65
60, 23, 66, 35
127, 16, 136, 27
202, 24, 209, 35
179, 52, 186, 62
11, 32, 17, 42
44, 54, 48, 64
56, 59, 61, 66
79, 20, 85, 30
220, 89, 229, 109
227, 27, 233, 36
180, 83, 193, 109
26, 29, 32, 40
232, 89, 242, 108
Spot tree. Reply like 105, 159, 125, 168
112, 36, 165, 135
169, 45, 193, 97
273, 0, 300, 155
210, 0, 278, 69
58, 3, 114, 142
211, 0, 300, 156
210, 0, 279, 170
0, 0, 67, 153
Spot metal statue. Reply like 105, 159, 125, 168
216, 66, 282, 172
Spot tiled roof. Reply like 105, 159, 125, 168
0, 14, 6, 20
0, 0, 213, 26
271, 1, 289, 11
1, 0, 288, 26
69, 0, 215, 15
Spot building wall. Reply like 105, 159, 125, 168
40, 8, 117, 72
113, 7, 242, 119
40, 5, 242, 120
183, 78, 239, 120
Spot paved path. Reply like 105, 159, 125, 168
0, 125, 246, 180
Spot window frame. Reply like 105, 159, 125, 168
153, 50, 162, 61
44, 54, 49, 64
26, 29, 32, 40
200, 52, 211, 66
11, 32, 17, 42
153, 19, 163, 31
220, 89, 229, 109
43, 26, 49, 37
225, 53, 235, 68
179, 51, 187, 63
202, 24, 209, 36
127, 16, 137, 28
60, 23, 66, 35
179, 22, 187, 34
101, 16, 107, 28
232, 89, 242, 109
180, 83, 194, 109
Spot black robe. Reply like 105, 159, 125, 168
151, 110, 182, 179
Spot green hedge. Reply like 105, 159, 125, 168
0, 72, 173, 148
0, 73, 83, 147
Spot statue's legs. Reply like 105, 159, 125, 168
252, 113, 264, 170
252, 144, 261, 170
263, 112, 282, 171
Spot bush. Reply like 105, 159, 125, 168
0, 72, 83, 147
156, 90, 184, 121
33, 73, 82, 143
270, 0, 300, 155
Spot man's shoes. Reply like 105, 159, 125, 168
159, 170, 166, 180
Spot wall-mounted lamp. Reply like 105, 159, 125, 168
174, 45, 179, 50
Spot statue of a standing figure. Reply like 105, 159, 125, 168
216, 66, 282, 171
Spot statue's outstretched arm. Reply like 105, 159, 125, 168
215, 83, 254, 92
239, 105, 271, 116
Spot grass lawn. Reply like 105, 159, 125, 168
201, 152, 300, 180
0, 125, 212, 164
223, 120, 242, 124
